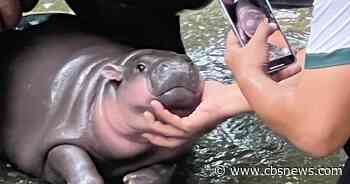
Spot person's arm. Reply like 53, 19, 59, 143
225, 19, 350, 157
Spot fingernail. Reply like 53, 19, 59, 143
150, 100, 157, 106
151, 100, 162, 109
142, 133, 151, 139
263, 18, 269, 23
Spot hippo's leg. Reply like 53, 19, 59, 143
43, 145, 103, 184
123, 164, 176, 184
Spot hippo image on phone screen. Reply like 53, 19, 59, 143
0, 14, 203, 184
235, 0, 266, 42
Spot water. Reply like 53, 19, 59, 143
2, 1, 347, 184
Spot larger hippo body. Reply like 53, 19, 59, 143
20, 0, 214, 54
0, 14, 203, 184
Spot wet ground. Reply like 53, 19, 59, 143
1, 0, 347, 184
0, 161, 45, 184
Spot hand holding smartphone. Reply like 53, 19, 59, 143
219, 0, 295, 73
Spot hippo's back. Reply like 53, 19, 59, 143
0, 14, 132, 176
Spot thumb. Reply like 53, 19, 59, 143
225, 31, 243, 63
249, 19, 277, 47
226, 31, 243, 51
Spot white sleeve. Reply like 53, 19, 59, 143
306, 0, 350, 54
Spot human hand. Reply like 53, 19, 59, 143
142, 81, 250, 148
225, 19, 302, 82
0, 0, 22, 31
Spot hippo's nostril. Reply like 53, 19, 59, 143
150, 58, 201, 97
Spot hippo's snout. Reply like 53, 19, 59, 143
149, 56, 202, 114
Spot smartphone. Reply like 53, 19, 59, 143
218, 0, 295, 73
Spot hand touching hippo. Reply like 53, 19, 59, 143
142, 81, 250, 148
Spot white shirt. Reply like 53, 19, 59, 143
306, 0, 350, 54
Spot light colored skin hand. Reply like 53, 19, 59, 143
0, 0, 22, 31
225, 19, 302, 81
142, 80, 250, 148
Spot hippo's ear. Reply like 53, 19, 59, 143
101, 64, 124, 81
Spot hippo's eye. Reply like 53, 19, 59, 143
136, 63, 146, 72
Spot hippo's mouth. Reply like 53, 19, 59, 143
157, 86, 202, 117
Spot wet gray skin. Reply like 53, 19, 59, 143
148, 53, 201, 114
0, 14, 203, 184
20, 0, 214, 54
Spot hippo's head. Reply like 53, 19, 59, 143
93, 50, 202, 155
115, 50, 202, 115
96, 49, 203, 142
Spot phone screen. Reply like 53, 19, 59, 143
219, 0, 295, 73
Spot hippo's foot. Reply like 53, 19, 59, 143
43, 145, 104, 184
123, 164, 176, 184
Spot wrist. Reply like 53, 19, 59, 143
222, 83, 251, 117
233, 66, 266, 83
